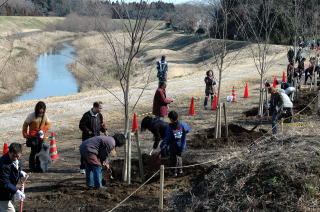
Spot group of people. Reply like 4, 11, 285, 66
287, 48, 320, 87
152, 56, 190, 176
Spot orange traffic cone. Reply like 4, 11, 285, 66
131, 113, 138, 132
189, 97, 195, 116
2, 142, 8, 155
212, 94, 218, 110
273, 76, 278, 88
282, 72, 286, 83
49, 132, 59, 160
232, 86, 237, 102
243, 83, 249, 98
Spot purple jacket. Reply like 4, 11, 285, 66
80, 136, 115, 164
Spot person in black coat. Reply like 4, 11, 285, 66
0, 143, 28, 212
141, 116, 168, 154
79, 101, 108, 174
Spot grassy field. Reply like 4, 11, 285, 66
0, 16, 64, 34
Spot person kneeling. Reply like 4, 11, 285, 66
80, 134, 125, 189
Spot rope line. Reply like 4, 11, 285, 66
107, 170, 160, 212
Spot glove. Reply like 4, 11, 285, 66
38, 130, 44, 139
15, 190, 25, 201
20, 171, 28, 178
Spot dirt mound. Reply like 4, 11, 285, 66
189, 124, 265, 149
244, 107, 259, 117
294, 91, 317, 115
243, 161, 304, 211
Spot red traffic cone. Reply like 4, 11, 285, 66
232, 86, 237, 102
49, 132, 59, 160
273, 76, 278, 88
131, 113, 139, 132
282, 72, 286, 83
2, 142, 8, 155
243, 83, 249, 98
212, 94, 218, 110
189, 97, 195, 116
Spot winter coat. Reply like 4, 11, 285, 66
279, 90, 293, 108
79, 109, 106, 141
152, 88, 172, 117
147, 118, 168, 149
157, 61, 168, 81
204, 76, 216, 95
269, 92, 283, 113
162, 121, 190, 154
22, 112, 51, 138
80, 136, 115, 166
0, 154, 22, 201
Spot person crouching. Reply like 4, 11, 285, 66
162, 111, 190, 177
80, 134, 125, 189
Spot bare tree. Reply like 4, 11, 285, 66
74, 0, 158, 183
205, 0, 242, 138
238, 0, 278, 117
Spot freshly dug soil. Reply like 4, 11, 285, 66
24, 156, 208, 212
189, 124, 265, 149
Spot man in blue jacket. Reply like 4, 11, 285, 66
162, 111, 190, 177
0, 143, 28, 212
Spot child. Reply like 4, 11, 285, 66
162, 111, 190, 177
204, 70, 216, 110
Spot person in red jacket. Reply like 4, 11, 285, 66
152, 82, 174, 119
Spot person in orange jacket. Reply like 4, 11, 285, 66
22, 101, 51, 172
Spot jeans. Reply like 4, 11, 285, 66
272, 112, 279, 134
85, 164, 102, 188
204, 94, 213, 108
29, 138, 43, 172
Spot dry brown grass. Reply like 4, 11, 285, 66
0, 31, 76, 102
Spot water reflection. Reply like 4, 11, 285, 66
15, 43, 78, 101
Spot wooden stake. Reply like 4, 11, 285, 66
214, 106, 219, 139
218, 104, 222, 138
223, 103, 228, 138
127, 132, 132, 184
122, 133, 128, 182
159, 165, 164, 211
135, 131, 145, 182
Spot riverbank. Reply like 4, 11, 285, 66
0, 30, 77, 103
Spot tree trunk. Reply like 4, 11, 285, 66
258, 75, 264, 117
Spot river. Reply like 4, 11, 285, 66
14, 43, 78, 101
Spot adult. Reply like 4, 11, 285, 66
140, 116, 168, 154
152, 82, 174, 120
268, 87, 293, 134
287, 47, 294, 63
295, 48, 302, 63
79, 101, 108, 174
80, 134, 125, 189
204, 70, 217, 110
287, 61, 295, 85
22, 101, 51, 172
0, 143, 28, 212
156, 55, 168, 87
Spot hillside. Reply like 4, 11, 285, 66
0, 17, 319, 211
